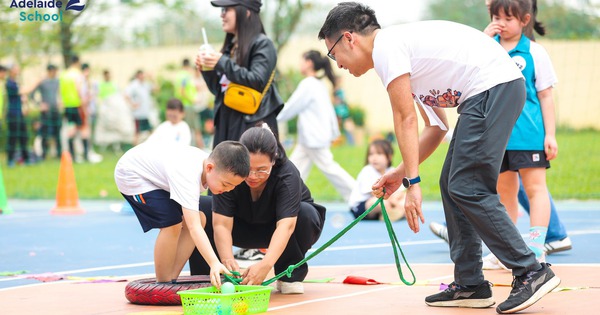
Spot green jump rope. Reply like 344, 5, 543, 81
223, 196, 416, 286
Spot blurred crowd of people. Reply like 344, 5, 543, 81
0, 55, 215, 166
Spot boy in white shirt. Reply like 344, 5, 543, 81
114, 140, 249, 287
147, 98, 192, 145
318, 2, 559, 313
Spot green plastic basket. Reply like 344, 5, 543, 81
177, 285, 272, 315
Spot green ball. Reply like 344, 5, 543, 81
221, 282, 236, 294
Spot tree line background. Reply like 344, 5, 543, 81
1, 0, 598, 70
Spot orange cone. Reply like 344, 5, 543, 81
51, 151, 84, 215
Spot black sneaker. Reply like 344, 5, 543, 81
425, 280, 495, 308
496, 263, 561, 314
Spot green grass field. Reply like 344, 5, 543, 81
2, 129, 599, 201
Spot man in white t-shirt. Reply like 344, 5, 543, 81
114, 140, 249, 287
318, 2, 559, 314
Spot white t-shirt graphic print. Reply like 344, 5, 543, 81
373, 21, 522, 110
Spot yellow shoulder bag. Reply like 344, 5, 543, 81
223, 70, 276, 115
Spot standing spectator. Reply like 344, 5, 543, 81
32, 64, 62, 159
194, 70, 213, 148
492, 0, 558, 264
332, 79, 354, 145
197, 0, 284, 148
429, 0, 571, 265
59, 55, 90, 162
95, 69, 134, 153
5, 64, 32, 166
80, 63, 102, 163
0, 65, 7, 129
175, 58, 205, 148
277, 50, 356, 202
485, 0, 571, 256
125, 69, 156, 145
318, 3, 559, 313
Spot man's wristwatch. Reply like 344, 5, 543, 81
402, 176, 421, 189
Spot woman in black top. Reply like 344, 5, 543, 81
190, 125, 326, 294
198, 0, 284, 148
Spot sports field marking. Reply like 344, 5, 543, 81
267, 273, 454, 312
0, 262, 153, 283
267, 284, 400, 311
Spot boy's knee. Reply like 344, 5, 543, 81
160, 222, 183, 235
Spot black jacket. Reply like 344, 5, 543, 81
202, 33, 284, 124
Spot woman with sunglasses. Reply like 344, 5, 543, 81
189, 124, 326, 295
197, 0, 284, 148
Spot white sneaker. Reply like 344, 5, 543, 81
276, 280, 304, 294
544, 237, 572, 255
233, 248, 266, 261
482, 253, 509, 270
87, 151, 103, 164
429, 222, 449, 243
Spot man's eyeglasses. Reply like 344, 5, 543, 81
327, 33, 345, 61
249, 169, 271, 179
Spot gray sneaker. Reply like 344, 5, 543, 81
496, 263, 561, 314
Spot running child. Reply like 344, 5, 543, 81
114, 140, 250, 287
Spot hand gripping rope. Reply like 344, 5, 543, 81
224, 196, 416, 286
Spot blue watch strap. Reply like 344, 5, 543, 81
409, 175, 421, 185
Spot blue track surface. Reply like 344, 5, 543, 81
1, 199, 599, 290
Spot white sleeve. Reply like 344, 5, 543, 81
373, 32, 412, 89
531, 43, 558, 91
166, 158, 201, 211
277, 78, 312, 122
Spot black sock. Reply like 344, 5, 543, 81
82, 139, 89, 159
68, 139, 75, 158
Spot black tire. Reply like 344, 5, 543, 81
125, 275, 212, 305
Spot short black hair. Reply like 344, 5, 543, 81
0, 65, 6, 72
81, 63, 90, 71
318, 2, 381, 40
47, 64, 57, 71
209, 141, 250, 177
166, 98, 184, 112
183, 59, 190, 67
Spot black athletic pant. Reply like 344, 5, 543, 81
6, 111, 29, 162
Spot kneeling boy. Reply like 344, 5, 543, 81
114, 140, 249, 287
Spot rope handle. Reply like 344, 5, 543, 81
222, 196, 416, 286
